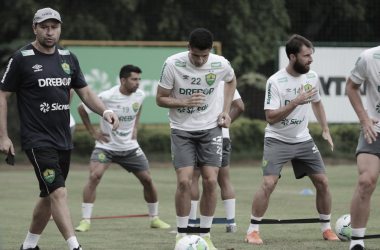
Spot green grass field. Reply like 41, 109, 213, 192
1, 163, 380, 250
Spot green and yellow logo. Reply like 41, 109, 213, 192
132, 102, 139, 112
304, 84, 312, 91
98, 153, 106, 163
43, 169, 55, 183
61, 62, 70, 74
171, 152, 174, 162
205, 73, 216, 86
262, 158, 268, 170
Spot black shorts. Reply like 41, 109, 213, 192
25, 147, 71, 197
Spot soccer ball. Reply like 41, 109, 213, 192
174, 235, 209, 250
335, 214, 351, 241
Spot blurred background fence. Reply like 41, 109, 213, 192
1, 0, 379, 162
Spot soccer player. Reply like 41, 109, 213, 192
245, 34, 339, 244
156, 28, 236, 250
0, 8, 119, 250
75, 65, 170, 232
189, 81, 244, 233
346, 46, 380, 250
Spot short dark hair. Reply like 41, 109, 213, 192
285, 34, 314, 59
119, 65, 142, 79
189, 28, 213, 50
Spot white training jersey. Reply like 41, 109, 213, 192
349, 46, 380, 133
83, 86, 145, 151
264, 68, 321, 143
217, 81, 241, 138
159, 51, 234, 131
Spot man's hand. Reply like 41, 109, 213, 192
185, 93, 206, 107
0, 137, 14, 155
104, 112, 119, 131
90, 130, 110, 144
293, 84, 318, 106
322, 129, 334, 152
361, 118, 379, 144
218, 112, 231, 128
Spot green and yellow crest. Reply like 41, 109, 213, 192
205, 73, 216, 86
132, 102, 139, 113
171, 152, 174, 162
98, 153, 106, 163
304, 84, 312, 91
61, 62, 70, 74
262, 158, 268, 170
43, 169, 55, 183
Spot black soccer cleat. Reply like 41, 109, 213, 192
351, 244, 366, 250
19, 245, 40, 250
73, 245, 82, 250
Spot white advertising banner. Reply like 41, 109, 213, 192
278, 46, 370, 123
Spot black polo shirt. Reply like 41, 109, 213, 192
0, 43, 87, 150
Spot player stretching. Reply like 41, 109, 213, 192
0, 8, 119, 250
156, 28, 236, 249
190, 81, 244, 233
75, 65, 170, 232
346, 46, 380, 250
245, 34, 339, 244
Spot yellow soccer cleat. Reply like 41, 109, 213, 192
150, 217, 171, 229
176, 235, 184, 244
75, 220, 90, 232
202, 236, 217, 250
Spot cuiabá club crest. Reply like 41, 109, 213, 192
205, 73, 216, 86
61, 62, 70, 74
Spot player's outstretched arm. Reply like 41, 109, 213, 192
0, 90, 14, 155
266, 84, 318, 125
156, 85, 205, 108
75, 86, 119, 130
311, 100, 333, 152
78, 103, 110, 144
346, 77, 378, 144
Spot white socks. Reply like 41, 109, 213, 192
82, 203, 93, 223
247, 215, 262, 234
350, 228, 366, 249
23, 231, 40, 249
188, 200, 198, 227
176, 215, 189, 238
200, 215, 213, 238
147, 202, 159, 221
319, 214, 331, 233
223, 199, 236, 226
67, 236, 81, 250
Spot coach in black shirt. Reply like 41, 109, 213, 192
0, 8, 119, 250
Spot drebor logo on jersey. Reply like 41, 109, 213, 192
38, 78, 71, 87
40, 102, 70, 113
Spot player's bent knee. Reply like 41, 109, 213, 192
357, 178, 377, 194
89, 172, 103, 184
178, 179, 192, 192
